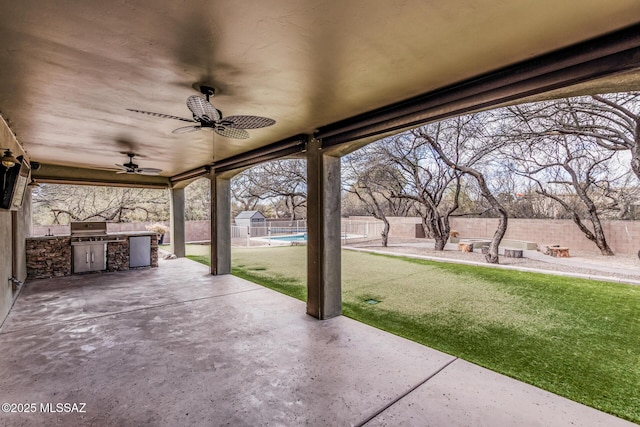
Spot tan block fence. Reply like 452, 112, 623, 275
33, 217, 640, 254
348, 216, 640, 255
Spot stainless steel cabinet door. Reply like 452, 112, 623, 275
130, 236, 151, 268
91, 244, 106, 271
73, 246, 91, 273
72, 244, 106, 273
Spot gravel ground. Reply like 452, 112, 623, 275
346, 238, 640, 282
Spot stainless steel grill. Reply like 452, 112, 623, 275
70, 221, 107, 243
70, 222, 123, 273
70, 221, 123, 244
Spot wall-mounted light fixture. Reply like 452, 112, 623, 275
0, 152, 29, 211
1, 149, 18, 168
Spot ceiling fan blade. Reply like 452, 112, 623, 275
222, 115, 276, 129
115, 170, 129, 174
186, 95, 221, 123
126, 109, 195, 123
214, 127, 250, 139
136, 168, 163, 175
115, 164, 137, 172
172, 125, 202, 134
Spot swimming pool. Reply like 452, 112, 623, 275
269, 234, 307, 242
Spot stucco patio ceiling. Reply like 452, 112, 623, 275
1, 1, 640, 185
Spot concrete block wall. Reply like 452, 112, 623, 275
347, 216, 640, 254
345, 217, 422, 239
449, 218, 640, 254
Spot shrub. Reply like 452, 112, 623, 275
145, 223, 169, 235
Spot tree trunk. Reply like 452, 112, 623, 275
566, 209, 613, 255
433, 213, 452, 251
435, 175, 459, 252
429, 216, 446, 250
381, 219, 390, 247
485, 213, 507, 264
536, 188, 614, 256
287, 196, 296, 220
588, 213, 614, 256
420, 216, 433, 239
577, 181, 614, 255
471, 173, 507, 264
424, 140, 505, 263
571, 177, 614, 256
633, 123, 640, 181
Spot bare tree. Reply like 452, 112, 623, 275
420, 113, 508, 263
502, 104, 625, 255
185, 178, 211, 220
343, 147, 414, 246
231, 159, 307, 219
542, 93, 640, 181
372, 128, 462, 250
230, 173, 263, 217
32, 184, 169, 224
601, 173, 640, 220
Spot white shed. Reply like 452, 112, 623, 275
235, 211, 266, 228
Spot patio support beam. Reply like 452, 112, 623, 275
210, 172, 231, 275
306, 137, 341, 320
169, 187, 186, 258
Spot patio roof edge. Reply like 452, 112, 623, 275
32, 164, 170, 189
317, 23, 640, 147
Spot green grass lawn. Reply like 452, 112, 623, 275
187, 245, 640, 423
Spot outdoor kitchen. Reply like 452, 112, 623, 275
25, 221, 158, 280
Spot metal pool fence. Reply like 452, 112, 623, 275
231, 220, 384, 247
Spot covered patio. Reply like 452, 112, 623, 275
2, 1, 640, 322
0, 257, 634, 426
2, 1, 640, 424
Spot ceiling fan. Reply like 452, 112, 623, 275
115, 153, 162, 175
126, 86, 275, 139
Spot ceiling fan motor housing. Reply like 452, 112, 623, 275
199, 85, 215, 100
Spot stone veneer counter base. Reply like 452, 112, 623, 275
26, 233, 158, 280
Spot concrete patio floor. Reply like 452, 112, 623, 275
0, 258, 634, 426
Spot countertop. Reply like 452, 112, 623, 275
27, 231, 158, 240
